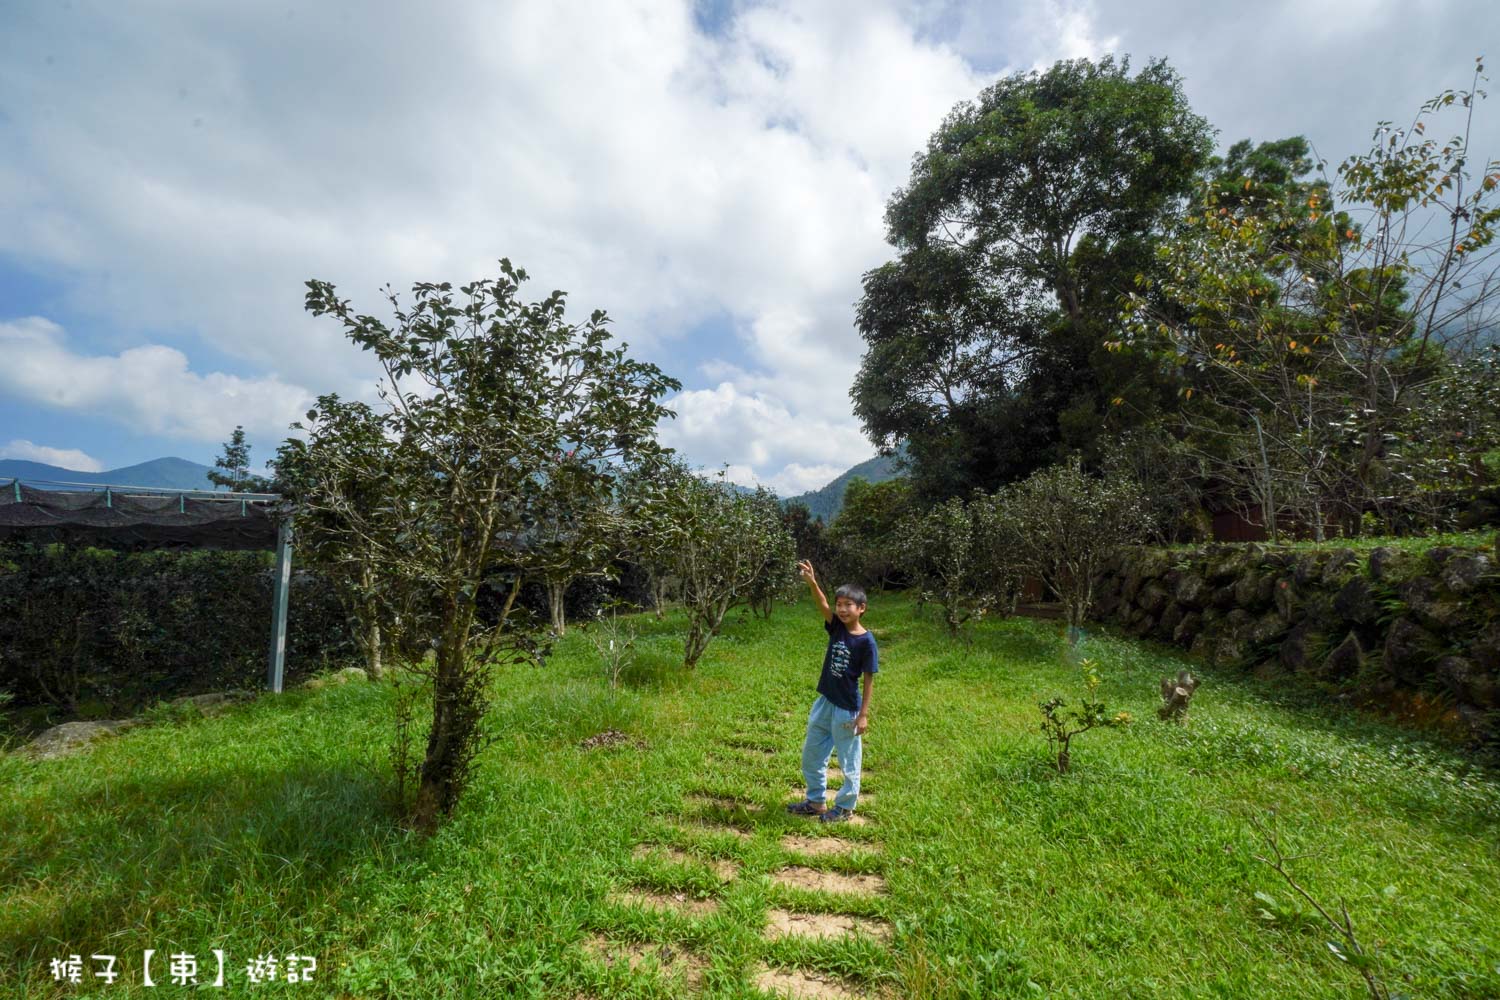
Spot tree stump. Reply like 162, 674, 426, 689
1158, 670, 1198, 723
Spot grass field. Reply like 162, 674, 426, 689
2, 594, 1498, 999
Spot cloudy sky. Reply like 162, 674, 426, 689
1, 0, 1495, 492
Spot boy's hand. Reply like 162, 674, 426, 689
853, 713, 869, 736
797, 559, 816, 584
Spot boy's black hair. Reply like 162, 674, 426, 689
833, 584, 868, 608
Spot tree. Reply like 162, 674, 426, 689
1119, 62, 1500, 537
999, 458, 1150, 641
895, 494, 1001, 637
825, 476, 914, 589
208, 425, 272, 492
273, 396, 401, 680
659, 465, 794, 668
296, 260, 678, 833
854, 56, 1214, 499
743, 486, 799, 619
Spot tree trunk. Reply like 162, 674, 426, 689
650, 576, 669, 619
546, 579, 568, 635
363, 616, 384, 681
410, 616, 483, 835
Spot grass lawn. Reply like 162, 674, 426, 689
2, 594, 1498, 999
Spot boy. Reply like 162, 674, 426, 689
786, 559, 878, 824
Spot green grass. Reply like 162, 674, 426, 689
3, 596, 1499, 998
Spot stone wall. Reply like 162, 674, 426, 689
1091, 540, 1499, 745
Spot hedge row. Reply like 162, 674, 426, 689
0, 543, 356, 719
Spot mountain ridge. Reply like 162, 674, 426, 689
783, 449, 906, 523
0, 456, 219, 491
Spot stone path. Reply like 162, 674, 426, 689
584, 735, 892, 998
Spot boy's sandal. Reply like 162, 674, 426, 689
818, 806, 853, 824
786, 799, 827, 816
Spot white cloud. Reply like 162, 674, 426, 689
0, 317, 313, 443
0, 0, 994, 491
659, 381, 874, 491
0, 438, 105, 473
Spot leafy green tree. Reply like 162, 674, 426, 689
295, 260, 678, 833
895, 495, 1000, 637
825, 476, 914, 589
1119, 62, 1500, 537
854, 56, 1214, 499
273, 396, 401, 680
999, 458, 1150, 641
208, 425, 272, 492
658, 465, 794, 668
743, 486, 799, 619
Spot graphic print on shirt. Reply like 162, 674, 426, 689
829, 640, 851, 678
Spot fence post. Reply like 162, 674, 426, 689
267, 517, 293, 693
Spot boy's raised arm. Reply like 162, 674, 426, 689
798, 560, 832, 623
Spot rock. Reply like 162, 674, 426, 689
1209, 584, 1237, 610
1094, 589, 1121, 619
301, 678, 327, 690
1174, 572, 1207, 608
1189, 633, 1212, 660
1436, 656, 1500, 709
1137, 582, 1170, 616
1129, 612, 1157, 638
1292, 552, 1326, 586
1232, 570, 1263, 608
1273, 577, 1298, 621
1280, 622, 1316, 672
1472, 623, 1500, 673
334, 666, 368, 684
1424, 546, 1459, 573
1332, 576, 1376, 626
1367, 546, 1397, 581
1173, 612, 1202, 647
1157, 601, 1186, 639
1398, 576, 1463, 631
1319, 632, 1364, 681
1383, 617, 1442, 687
1440, 552, 1491, 593
1223, 608, 1255, 640
1211, 636, 1248, 668
1250, 612, 1288, 645
1320, 549, 1359, 586
23, 719, 144, 760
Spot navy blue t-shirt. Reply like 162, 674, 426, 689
817, 617, 879, 712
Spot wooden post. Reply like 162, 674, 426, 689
267, 516, 293, 693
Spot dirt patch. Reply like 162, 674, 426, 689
779, 834, 880, 857
764, 908, 892, 943
632, 843, 739, 881
579, 729, 647, 750
583, 934, 708, 990
608, 888, 720, 917
686, 793, 764, 813
773, 866, 886, 896
726, 737, 778, 755
753, 963, 865, 1000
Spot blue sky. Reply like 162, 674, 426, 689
1, 0, 1495, 493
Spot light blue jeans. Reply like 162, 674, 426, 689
801, 694, 863, 811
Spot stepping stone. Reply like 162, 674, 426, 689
772, 866, 886, 896
608, 888, 720, 917
764, 908, 891, 943
632, 843, 740, 881
583, 934, 708, 991
752, 962, 864, 999
674, 819, 752, 841
686, 793, 764, 813
779, 834, 880, 857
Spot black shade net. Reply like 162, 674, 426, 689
0, 481, 284, 550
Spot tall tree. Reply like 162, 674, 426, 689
296, 260, 679, 833
1119, 63, 1500, 537
853, 56, 1214, 499
208, 425, 271, 492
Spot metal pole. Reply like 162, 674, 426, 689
267, 517, 293, 693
